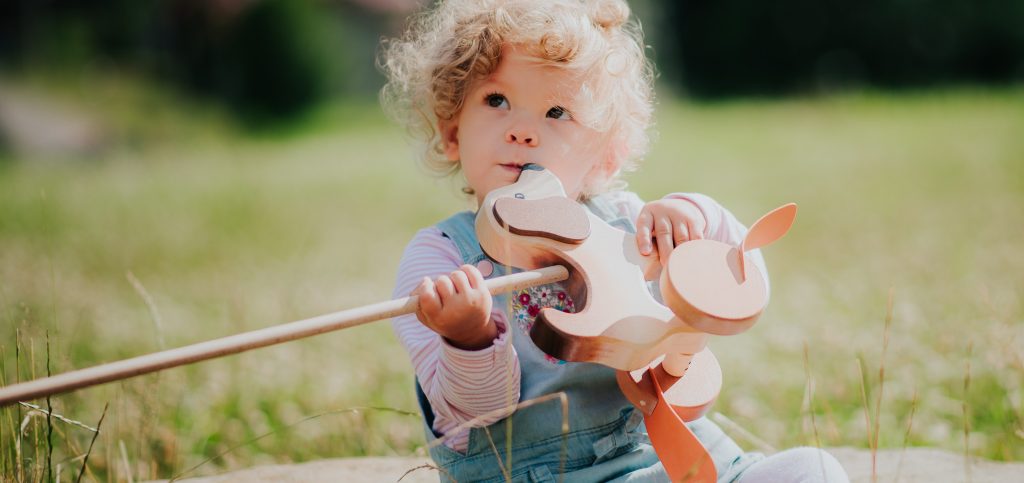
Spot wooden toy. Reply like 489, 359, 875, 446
477, 164, 796, 482
478, 164, 711, 375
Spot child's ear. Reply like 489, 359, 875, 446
601, 139, 628, 178
439, 119, 460, 160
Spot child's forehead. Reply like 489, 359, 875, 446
477, 49, 584, 98
498, 45, 574, 75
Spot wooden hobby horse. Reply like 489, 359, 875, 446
477, 164, 797, 482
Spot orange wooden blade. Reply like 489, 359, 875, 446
736, 203, 797, 283
646, 370, 717, 482
741, 203, 797, 253
616, 349, 721, 420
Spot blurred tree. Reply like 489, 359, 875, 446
2, 0, 1020, 110
0, 0, 393, 125
650, 0, 1024, 97
159, 0, 337, 122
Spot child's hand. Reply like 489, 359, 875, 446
412, 264, 497, 350
636, 199, 707, 266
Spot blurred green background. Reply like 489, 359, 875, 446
0, 0, 1021, 481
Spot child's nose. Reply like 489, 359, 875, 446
505, 125, 538, 146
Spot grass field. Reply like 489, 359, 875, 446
1, 80, 1021, 480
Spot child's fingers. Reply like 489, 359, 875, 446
673, 218, 690, 246
635, 210, 654, 255
461, 264, 486, 290
654, 217, 674, 266
685, 211, 705, 240
411, 276, 434, 298
435, 275, 455, 303
415, 277, 441, 320
449, 269, 471, 294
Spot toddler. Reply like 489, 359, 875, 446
381, 0, 850, 481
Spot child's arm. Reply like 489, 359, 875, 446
391, 228, 521, 450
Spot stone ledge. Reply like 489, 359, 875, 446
155, 448, 1023, 482
828, 447, 1021, 482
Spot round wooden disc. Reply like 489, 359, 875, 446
663, 240, 767, 327
661, 349, 721, 421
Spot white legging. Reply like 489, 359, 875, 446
738, 447, 849, 483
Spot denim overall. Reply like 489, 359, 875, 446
416, 195, 763, 482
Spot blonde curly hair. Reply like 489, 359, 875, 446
379, 0, 655, 197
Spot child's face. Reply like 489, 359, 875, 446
440, 45, 613, 205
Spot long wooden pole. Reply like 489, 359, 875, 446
0, 266, 568, 406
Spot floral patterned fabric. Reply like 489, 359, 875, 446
507, 283, 574, 365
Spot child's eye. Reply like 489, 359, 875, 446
485, 93, 509, 109
546, 106, 572, 120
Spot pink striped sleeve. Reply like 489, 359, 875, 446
391, 227, 521, 452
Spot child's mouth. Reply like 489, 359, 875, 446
500, 163, 524, 173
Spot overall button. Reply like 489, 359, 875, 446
476, 259, 494, 277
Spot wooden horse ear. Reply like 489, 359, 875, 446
493, 196, 591, 245
736, 203, 797, 282
742, 203, 798, 252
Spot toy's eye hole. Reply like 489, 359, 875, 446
547, 106, 572, 120
486, 93, 509, 109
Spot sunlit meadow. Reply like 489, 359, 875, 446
1, 76, 1021, 480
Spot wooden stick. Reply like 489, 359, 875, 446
0, 266, 568, 406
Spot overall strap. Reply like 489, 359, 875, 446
435, 211, 489, 265
585, 193, 637, 234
